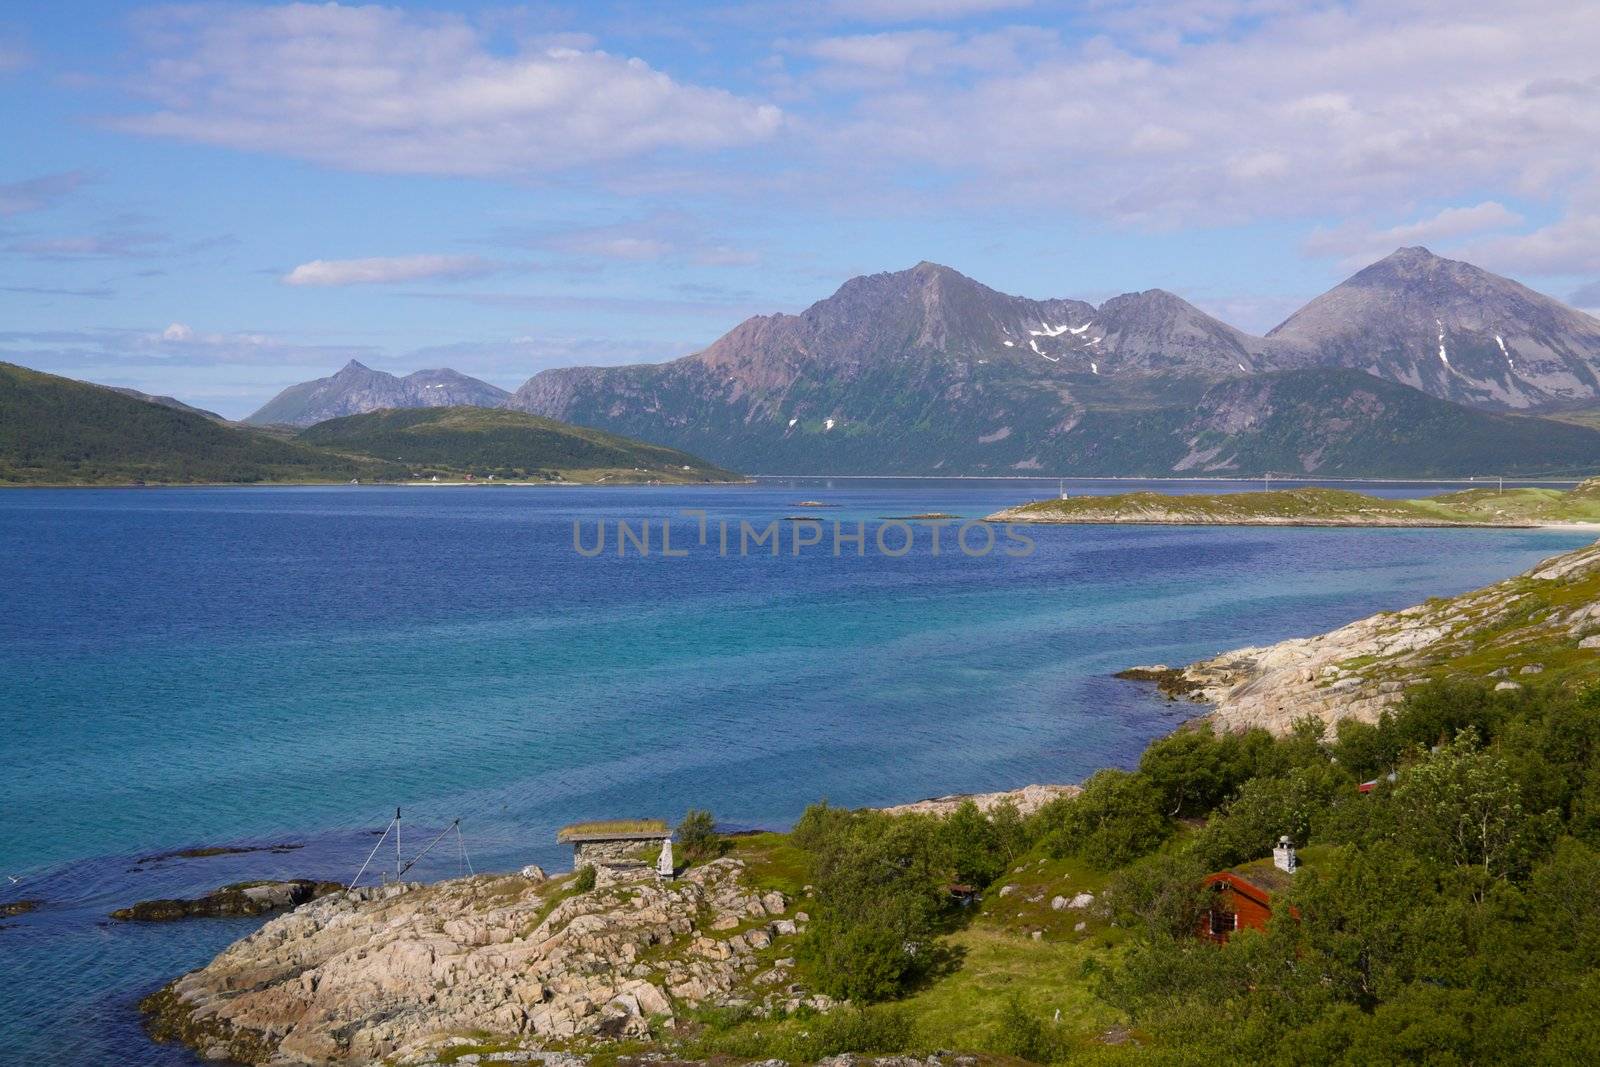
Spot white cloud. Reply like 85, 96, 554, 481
1465, 212, 1600, 277
162, 322, 194, 342
507, 214, 761, 267
828, 0, 1035, 20
112, 4, 781, 177
1304, 202, 1525, 268
552, 235, 672, 262
799, 0, 1600, 227
282, 255, 500, 287
788, 26, 1049, 89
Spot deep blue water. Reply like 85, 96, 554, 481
0, 478, 1591, 1062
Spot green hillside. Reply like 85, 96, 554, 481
0, 363, 401, 485
295, 406, 741, 483
524, 364, 1600, 477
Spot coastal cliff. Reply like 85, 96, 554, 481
145, 859, 816, 1066
1144, 538, 1600, 733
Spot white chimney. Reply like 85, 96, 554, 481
1273, 835, 1298, 873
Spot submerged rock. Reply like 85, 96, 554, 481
134, 843, 304, 865
1114, 665, 1204, 700
112, 879, 343, 921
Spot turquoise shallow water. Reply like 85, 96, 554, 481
0, 478, 1590, 1062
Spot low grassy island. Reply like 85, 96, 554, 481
296, 407, 743, 485
988, 480, 1600, 528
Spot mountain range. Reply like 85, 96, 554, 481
226, 247, 1600, 476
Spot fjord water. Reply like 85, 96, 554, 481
1, 479, 1592, 1063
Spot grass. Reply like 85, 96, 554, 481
727, 832, 812, 896
897, 926, 1124, 1053
556, 819, 670, 840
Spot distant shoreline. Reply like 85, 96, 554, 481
0, 478, 756, 490
752, 473, 1587, 486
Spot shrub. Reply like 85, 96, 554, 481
1037, 769, 1170, 870
940, 799, 1007, 887
792, 803, 949, 1002
1106, 850, 1214, 942
677, 809, 720, 862
572, 865, 596, 892
990, 994, 1075, 1064
1194, 763, 1347, 870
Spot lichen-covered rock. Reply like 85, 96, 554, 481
1159, 539, 1600, 733
143, 859, 806, 1065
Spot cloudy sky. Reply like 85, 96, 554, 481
3, 0, 1599, 417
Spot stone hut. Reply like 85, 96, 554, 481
557, 820, 672, 870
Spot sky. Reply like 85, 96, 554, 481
2, 0, 1599, 419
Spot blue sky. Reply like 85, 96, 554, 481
2, 0, 1598, 418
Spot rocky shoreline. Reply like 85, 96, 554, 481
144, 858, 820, 1066
1125, 537, 1600, 733
876, 782, 1079, 817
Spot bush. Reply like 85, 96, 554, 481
677, 809, 720, 862
572, 865, 596, 892
1391, 729, 1533, 885
1106, 850, 1214, 942
1194, 763, 1347, 870
1139, 726, 1251, 817
792, 803, 949, 1002
808, 1004, 915, 1055
990, 994, 1075, 1064
1037, 769, 1170, 870
940, 799, 1007, 887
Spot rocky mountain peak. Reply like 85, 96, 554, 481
1267, 247, 1600, 409
244, 362, 508, 427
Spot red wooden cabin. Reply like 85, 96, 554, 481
1198, 838, 1300, 943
